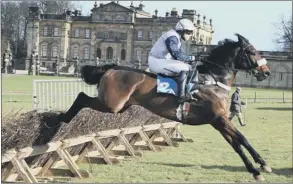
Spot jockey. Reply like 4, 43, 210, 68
148, 18, 199, 103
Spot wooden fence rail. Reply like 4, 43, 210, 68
1, 122, 193, 183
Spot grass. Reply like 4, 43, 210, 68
73, 102, 292, 183
1, 74, 292, 182
2, 74, 77, 93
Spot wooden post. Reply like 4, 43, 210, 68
2, 162, 15, 181
118, 131, 142, 157
139, 129, 158, 151
105, 137, 120, 152
38, 152, 59, 176
56, 148, 83, 179
75, 142, 93, 163
11, 157, 38, 183
254, 92, 256, 103
174, 124, 188, 142
158, 126, 174, 146
283, 91, 285, 103
129, 134, 141, 146
91, 138, 113, 165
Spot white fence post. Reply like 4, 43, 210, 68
33, 79, 98, 112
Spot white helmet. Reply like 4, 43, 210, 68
175, 19, 195, 31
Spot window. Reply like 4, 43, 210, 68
53, 27, 59, 37
42, 62, 45, 67
116, 15, 125, 21
43, 27, 48, 36
136, 50, 142, 60
74, 29, 79, 38
121, 33, 127, 40
41, 44, 48, 57
83, 47, 90, 59
109, 31, 114, 39
106, 47, 113, 59
96, 32, 104, 39
121, 49, 126, 60
85, 29, 91, 39
97, 48, 101, 59
52, 46, 58, 57
148, 31, 152, 40
73, 46, 78, 58
279, 73, 283, 81
245, 73, 248, 79
137, 31, 143, 40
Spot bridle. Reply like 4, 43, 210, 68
200, 43, 267, 75
191, 44, 268, 91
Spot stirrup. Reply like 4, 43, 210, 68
178, 93, 196, 103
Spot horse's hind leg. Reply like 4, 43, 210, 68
212, 117, 264, 181
235, 130, 272, 173
59, 92, 112, 123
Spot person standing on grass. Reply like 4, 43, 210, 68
229, 87, 247, 126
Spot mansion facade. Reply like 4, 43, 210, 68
26, 1, 214, 69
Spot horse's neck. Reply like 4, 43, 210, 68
197, 65, 235, 86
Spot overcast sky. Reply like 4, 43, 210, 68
76, 1, 292, 51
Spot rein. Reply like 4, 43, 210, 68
195, 47, 252, 91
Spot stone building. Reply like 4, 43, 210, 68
26, 1, 214, 70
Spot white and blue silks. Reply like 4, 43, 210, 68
148, 29, 196, 76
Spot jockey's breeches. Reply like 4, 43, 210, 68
148, 56, 192, 76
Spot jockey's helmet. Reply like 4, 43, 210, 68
175, 19, 195, 41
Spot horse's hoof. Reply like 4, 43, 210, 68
261, 165, 272, 173
254, 174, 265, 182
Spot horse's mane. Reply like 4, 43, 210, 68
206, 39, 240, 63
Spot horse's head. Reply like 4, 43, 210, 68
234, 33, 271, 81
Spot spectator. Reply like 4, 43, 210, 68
229, 87, 246, 126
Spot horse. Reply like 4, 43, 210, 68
58, 34, 272, 181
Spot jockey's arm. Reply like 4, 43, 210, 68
165, 36, 196, 63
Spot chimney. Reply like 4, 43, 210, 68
66, 10, 72, 16
170, 8, 178, 17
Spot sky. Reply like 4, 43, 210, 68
75, 1, 292, 51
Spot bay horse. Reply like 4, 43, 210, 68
58, 34, 272, 181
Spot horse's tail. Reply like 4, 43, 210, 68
80, 64, 117, 85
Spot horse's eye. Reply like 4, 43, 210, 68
249, 50, 256, 55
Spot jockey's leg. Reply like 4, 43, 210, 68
148, 56, 192, 103
177, 70, 190, 103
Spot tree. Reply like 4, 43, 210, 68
1, 1, 78, 58
274, 15, 292, 52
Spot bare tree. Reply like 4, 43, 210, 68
274, 15, 292, 52
1, 1, 77, 58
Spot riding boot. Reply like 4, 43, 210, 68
177, 71, 191, 103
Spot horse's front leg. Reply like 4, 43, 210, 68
59, 92, 112, 123
211, 117, 265, 181
235, 130, 272, 173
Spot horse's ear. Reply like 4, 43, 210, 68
235, 33, 249, 45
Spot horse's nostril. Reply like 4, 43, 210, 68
265, 71, 271, 76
